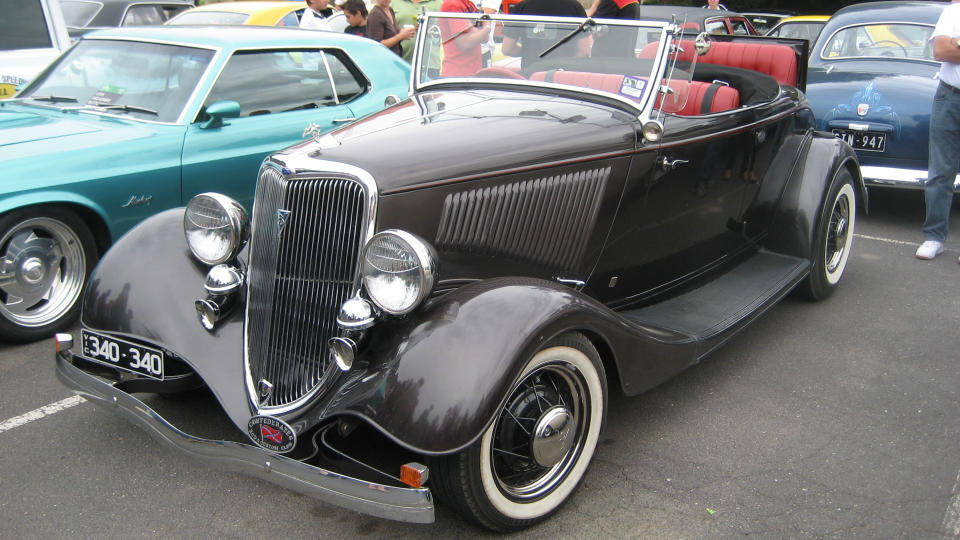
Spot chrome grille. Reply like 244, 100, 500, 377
246, 166, 367, 409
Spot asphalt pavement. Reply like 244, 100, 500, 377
1, 188, 958, 539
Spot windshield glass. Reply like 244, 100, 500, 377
821, 23, 935, 61
18, 39, 214, 123
414, 14, 691, 114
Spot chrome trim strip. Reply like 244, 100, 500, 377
56, 350, 434, 524
860, 165, 960, 189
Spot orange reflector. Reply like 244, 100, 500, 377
400, 462, 428, 488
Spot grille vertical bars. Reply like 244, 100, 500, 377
246, 167, 366, 409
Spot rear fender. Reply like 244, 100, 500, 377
765, 133, 865, 259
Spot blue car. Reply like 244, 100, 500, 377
806, 1, 951, 191
0, 26, 410, 342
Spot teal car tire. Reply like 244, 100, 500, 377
0, 208, 97, 343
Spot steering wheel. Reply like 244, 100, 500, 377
872, 40, 908, 57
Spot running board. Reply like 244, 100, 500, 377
620, 250, 809, 360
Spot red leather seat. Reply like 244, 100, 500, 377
529, 71, 627, 94
659, 80, 741, 115
639, 40, 798, 87
530, 70, 740, 115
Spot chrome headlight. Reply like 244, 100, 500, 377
361, 230, 437, 315
183, 193, 249, 265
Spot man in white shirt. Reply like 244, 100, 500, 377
917, 0, 960, 259
300, 0, 334, 30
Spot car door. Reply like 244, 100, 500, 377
181, 48, 367, 210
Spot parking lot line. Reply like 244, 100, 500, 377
0, 395, 86, 434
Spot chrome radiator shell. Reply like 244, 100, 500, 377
244, 162, 376, 414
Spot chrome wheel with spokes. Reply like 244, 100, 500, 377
0, 209, 96, 342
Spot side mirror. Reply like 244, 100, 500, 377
199, 100, 241, 129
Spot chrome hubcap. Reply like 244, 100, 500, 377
0, 218, 86, 328
21, 257, 46, 284
826, 194, 850, 273
532, 406, 574, 467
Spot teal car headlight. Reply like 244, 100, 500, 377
361, 230, 437, 315
183, 193, 249, 265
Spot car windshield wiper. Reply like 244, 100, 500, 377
539, 19, 595, 59
82, 104, 159, 116
26, 95, 79, 103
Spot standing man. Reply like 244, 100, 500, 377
917, 0, 960, 260
701, 0, 728, 10
301, 0, 334, 30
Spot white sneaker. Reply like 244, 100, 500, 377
915, 240, 943, 260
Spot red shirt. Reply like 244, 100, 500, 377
440, 0, 482, 77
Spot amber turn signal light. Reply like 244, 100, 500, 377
400, 462, 429, 488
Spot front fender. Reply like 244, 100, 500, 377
81, 209, 253, 426
765, 132, 865, 259
323, 278, 691, 455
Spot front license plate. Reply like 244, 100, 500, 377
80, 330, 164, 380
832, 129, 886, 152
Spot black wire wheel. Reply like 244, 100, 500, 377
800, 167, 856, 300
429, 332, 606, 532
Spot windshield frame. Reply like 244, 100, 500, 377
410, 13, 679, 120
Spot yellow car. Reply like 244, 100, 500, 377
165, 1, 305, 27
765, 15, 829, 45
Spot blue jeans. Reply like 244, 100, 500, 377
923, 82, 960, 241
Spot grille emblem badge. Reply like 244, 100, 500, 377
258, 379, 274, 404
277, 209, 291, 236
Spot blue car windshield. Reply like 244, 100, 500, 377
19, 39, 215, 123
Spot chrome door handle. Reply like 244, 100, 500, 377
332, 117, 357, 123
658, 157, 689, 172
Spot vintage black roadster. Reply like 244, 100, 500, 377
55, 13, 863, 532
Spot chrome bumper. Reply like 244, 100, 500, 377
860, 165, 960, 191
55, 349, 434, 524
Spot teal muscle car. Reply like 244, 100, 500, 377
0, 25, 411, 342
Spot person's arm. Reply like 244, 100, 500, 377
586, 0, 600, 17
381, 27, 415, 49
933, 35, 960, 63
576, 35, 593, 57
502, 35, 521, 56
452, 23, 491, 51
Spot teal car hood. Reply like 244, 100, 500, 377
0, 107, 161, 157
